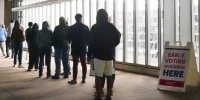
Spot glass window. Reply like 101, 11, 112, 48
65, 2, 70, 25
136, 0, 145, 64
106, 0, 114, 23
193, 0, 199, 71
61, 2, 66, 17
125, 0, 134, 63
115, 0, 124, 62
91, 0, 97, 26
71, 0, 76, 24
148, 0, 158, 66
55, 3, 60, 26
46, 5, 51, 24
50, 4, 56, 30
77, 0, 83, 14
98, 0, 105, 9
83, 0, 90, 27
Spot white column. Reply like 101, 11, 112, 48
163, 0, 175, 44
180, 0, 192, 45
0, 0, 5, 25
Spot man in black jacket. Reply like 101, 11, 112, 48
68, 14, 89, 84
52, 17, 70, 79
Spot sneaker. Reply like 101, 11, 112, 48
68, 80, 77, 84
12, 65, 15, 67
18, 65, 24, 68
52, 75, 60, 79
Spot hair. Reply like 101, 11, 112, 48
75, 14, 82, 22
11, 20, 14, 23
32, 23, 39, 30
96, 9, 108, 24
59, 17, 66, 25
28, 22, 33, 27
42, 21, 49, 30
14, 20, 20, 28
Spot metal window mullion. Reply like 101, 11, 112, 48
113, 0, 116, 25
198, 0, 200, 73
135, 0, 138, 63
70, 1, 72, 25
89, 0, 91, 27
123, 0, 126, 62
158, 0, 162, 67
145, 0, 149, 65
133, 0, 136, 63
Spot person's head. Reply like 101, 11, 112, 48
59, 17, 66, 25
42, 21, 49, 30
28, 22, 33, 28
32, 23, 39, 30
96, 9, 108, 24
14, 20, 20, 28
75, 14, 82, 23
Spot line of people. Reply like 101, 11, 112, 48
0, 9, 121, 100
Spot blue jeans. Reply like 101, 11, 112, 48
54, 46, 70, 77
13, 42, 23, 65
38, 46, 52, 76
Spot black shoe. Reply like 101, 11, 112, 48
105, 96, 112, 100
52, 75, 60, 79
27, 69, 31, 71
68, 72, 71, 75
5, 55, 9, 58
94, 95, 102, 100
63, 75, 68, 78
81, 79, 85, 83
68, 80, 77, 84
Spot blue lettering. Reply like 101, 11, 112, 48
162, 69, 184, 78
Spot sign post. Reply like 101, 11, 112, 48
158, 42, 200, 92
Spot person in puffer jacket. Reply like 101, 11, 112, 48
0, 24, 7, 57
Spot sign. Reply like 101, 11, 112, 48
158, 42, 200, 92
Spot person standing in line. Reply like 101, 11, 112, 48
25, 22, 33, 63
67, 14, 89, 84
87, 9, 121, 100
37, 21, 52, 78
51, 17, 70, 79
11, 20, 25, 68
0, 24, 7, 57
26, 23, 39, 71
5, 20, 14, 58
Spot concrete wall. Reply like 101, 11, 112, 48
0, 0, 5, 25
4, 0, 12, 28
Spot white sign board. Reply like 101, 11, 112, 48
158, 42, 200, 92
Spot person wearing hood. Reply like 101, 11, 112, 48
87, 9, 121, 100
11, 20, 25, 68
37, 21, 53, 78
26, 23, 39, 71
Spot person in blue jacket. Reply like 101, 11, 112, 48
0, 24, 7, 57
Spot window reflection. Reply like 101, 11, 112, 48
148, 0, 158, 66
115, 0, 124, 62
136, 0, 145, 64
125, 0, 134, 63
193, 0, 199, 71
